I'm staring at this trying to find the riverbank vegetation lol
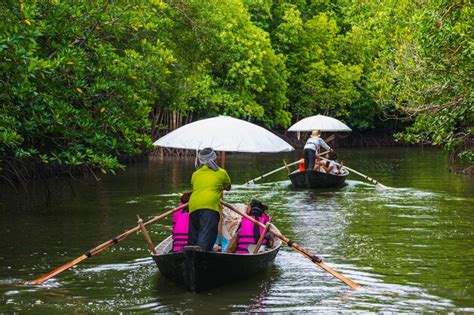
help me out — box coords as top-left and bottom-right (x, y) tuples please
(1, 0), (472, 184)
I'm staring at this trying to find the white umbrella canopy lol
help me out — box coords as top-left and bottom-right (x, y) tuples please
(288, 114), (352, 132)
(153, 115), (294, 153)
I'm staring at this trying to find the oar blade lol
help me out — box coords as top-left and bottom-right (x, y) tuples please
(30, 203), (188, 285)
(317, 261), (360, 289)
(221, 201), (360, 289)
(31, 254), (88, 285)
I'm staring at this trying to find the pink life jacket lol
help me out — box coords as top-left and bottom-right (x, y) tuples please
(235, 213), (270, 254)
(172, 203), (186, 228)
(172, 203), (189, 252)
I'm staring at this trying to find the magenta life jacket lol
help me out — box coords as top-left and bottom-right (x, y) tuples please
(235, 212), (271, 254)
(172, 203), (186, 228)
(172, 203), (189, 252)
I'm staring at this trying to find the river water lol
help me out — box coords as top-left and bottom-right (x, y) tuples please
(1, 148), (473, 313)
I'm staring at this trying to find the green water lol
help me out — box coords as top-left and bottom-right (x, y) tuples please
(1, 148), (473, 313)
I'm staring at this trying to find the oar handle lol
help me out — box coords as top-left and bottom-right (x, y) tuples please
(220, 201), (360, 289)
(31, 202), (188, 285)
(316, 150), (330, 157)
(245, 159), (303, 185)
(244, 150), (332, 185)
(244, 151), (329, 185)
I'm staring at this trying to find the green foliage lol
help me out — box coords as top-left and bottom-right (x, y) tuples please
(0, 0), (169, 174)
(1, 0), (471, 182)
(347, 0), (473, 159)
(272, 5), (362, 125)
(165, 0), (290, 126)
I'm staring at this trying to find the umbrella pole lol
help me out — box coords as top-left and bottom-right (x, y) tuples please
(217, 151), (228, 252)
(217, 192), (223, 252)
(220, 151), (226, 168)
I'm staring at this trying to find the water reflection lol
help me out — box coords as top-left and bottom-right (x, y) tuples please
(147, 265), (281, 313)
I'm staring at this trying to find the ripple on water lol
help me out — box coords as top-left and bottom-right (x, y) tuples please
(2, 149), (472, 313)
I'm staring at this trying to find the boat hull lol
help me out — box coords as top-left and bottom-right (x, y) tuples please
(152, 237), (280, 292)
(289, 170), (348, 188)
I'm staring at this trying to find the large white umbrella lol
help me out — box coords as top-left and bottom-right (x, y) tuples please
(288, 114), (351, 132)
(153, 115), (294, 153)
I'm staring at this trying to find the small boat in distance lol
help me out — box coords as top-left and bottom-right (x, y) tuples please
(289, 169), (349, 188)
(286, 113), (351, 189)
(152, 225), (282, 292)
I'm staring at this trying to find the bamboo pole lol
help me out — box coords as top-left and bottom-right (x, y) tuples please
(220, 151), (226, 168)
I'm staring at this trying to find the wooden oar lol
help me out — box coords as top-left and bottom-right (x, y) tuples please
(253, 222), (271, 254)
(319, 156), (389, 189)
(31, 203), (188, 285)
(137, 214), (158, 255)
(244, 150), (330, 186)
(221, 201), (360, 289)
(244, 159), (302, 186)
(226, 226), (240, 253)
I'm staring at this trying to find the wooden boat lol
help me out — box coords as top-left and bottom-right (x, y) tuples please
(152, 226), (282, 292)
(288, 169), (349, 188)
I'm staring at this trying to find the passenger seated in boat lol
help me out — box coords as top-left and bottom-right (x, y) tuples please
(314, 159), (325, 172)
(317, 152), (341, 175)
(313, 152), (328, 172)
(171, 192), (192, 252)
(232, 200), (273, 254)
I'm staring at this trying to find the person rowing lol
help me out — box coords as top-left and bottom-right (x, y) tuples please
(187, 148), (231, 252)
(303, 130), (332, 171)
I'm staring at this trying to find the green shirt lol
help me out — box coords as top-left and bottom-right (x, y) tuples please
(189, 165), (231, 213)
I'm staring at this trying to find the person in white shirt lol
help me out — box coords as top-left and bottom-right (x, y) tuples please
(303, 130), (331, 171)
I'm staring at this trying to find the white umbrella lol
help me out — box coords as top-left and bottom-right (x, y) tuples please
(288, 114), (351, 132)
(153, 115), (294, 153)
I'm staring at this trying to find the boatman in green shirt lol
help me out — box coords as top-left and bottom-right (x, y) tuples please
(188, 148), (231, 251)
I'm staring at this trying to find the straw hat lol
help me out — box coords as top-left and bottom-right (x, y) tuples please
(311, 130), (321, 137)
